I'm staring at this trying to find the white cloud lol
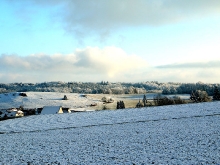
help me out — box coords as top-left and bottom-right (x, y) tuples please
(1, 48), (220, 83)
(74, 47), (147, 77)
(0, 47), (147, 83)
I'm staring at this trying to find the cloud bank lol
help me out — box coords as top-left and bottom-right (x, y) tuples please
(152, 61), (220, 83)
(157, 61), (220, 69)
(0, 47), (147, 83)
(1, 47), (220, 83)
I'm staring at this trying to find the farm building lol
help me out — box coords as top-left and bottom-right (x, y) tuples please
(41, 106), (63, 115)
(0, 109), (24, 119)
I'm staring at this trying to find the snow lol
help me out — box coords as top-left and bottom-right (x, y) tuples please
(0, 100), (219, 164)
(0, 92), (97, 110)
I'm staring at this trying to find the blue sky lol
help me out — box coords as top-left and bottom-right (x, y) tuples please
(0, 0), (220, 83)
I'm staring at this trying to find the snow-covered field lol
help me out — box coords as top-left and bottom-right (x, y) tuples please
(0, 92), (98, 110)
(0, 101), (220, 164)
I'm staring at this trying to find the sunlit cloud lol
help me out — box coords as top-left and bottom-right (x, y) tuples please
(0, 47), (147, 83)
(1, 48), (220, 83)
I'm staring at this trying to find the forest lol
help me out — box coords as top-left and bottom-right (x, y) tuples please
(0, 81), (219, 95)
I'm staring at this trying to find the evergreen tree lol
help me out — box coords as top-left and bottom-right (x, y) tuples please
(213, 86), (220, 100)
(63, 95), (68, 100)
(142, 94), (147, 107)
(116, 101), (125, 109)
(136, 100), (143, 108)
(121, 101), (125, 109)
(116, 101), (120, 109)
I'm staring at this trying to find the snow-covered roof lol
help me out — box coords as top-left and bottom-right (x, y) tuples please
(41, 106), (62, 115)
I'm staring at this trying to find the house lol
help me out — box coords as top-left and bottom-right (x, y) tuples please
(6, 109), (24, 118)
(15, 110), (24, 117)
(0, 109), (24, 119)
(41, 106), (63, 115)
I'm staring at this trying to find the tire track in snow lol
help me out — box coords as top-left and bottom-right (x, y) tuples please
(1, 113), (219, 134)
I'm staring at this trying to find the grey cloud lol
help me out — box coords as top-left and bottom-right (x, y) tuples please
(156, 61), (220, 69)
(42, 0), (220, 25)
(9, 0), (220, 37)
(0, 54), (75, 71)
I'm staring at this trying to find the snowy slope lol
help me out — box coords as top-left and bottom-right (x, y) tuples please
(0, 102), (220, 164)
(0, 92), (97, 109)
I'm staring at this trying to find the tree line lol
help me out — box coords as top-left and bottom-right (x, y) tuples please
(0, 81), (219, 96)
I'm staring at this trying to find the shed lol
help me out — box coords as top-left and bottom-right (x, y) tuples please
(70, 108), (86, 112)
(41, 106), (63, 115)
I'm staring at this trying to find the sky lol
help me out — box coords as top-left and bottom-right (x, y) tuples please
(0, 0), (220, 83)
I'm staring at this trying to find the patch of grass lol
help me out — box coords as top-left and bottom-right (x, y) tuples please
(88, 94), (191, 110)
